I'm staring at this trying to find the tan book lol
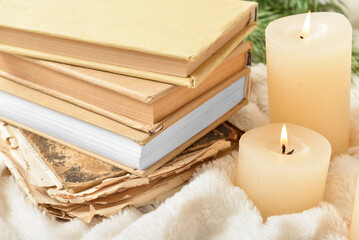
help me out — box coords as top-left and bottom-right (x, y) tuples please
(0, 42), (252, 127)
(0, 69), (250, 172)
(0, 121), (242, 222)
(0, 0), (257, 86)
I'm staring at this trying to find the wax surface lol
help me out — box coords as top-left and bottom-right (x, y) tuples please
(235, 123), (331, 219)
(266, 12), (352, 156)
(351, 177), (359, 239)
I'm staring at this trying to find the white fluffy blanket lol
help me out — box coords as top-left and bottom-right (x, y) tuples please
(1, 64), (358, 240)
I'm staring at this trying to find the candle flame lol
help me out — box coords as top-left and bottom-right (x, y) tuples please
(300, 10), (311, 39)
(280, 124), (288, 147)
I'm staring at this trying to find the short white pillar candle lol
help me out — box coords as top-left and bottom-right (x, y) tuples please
(235, 123), (331, 218)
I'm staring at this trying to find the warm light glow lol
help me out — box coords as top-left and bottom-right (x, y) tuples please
(280, 124), (288, 146)
(301, 10), (311, 38)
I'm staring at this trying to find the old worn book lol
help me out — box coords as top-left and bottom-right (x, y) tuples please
(0, 42), (252, 126)
(0, 0), (257, 86)
(0, 121), (242, 222)
(0, 69), (250, 171)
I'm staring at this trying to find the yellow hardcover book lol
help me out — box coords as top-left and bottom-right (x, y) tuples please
(0, 0), (257, 87)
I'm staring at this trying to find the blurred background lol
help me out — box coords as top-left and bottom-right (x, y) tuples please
(345, 0), (359, 44)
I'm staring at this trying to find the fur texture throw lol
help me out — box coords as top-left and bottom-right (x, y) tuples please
(0, 64), (358, 240)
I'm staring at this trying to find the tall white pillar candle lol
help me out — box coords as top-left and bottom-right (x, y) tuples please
(235, 123), (331, 219)
(266, 12), (352, 156)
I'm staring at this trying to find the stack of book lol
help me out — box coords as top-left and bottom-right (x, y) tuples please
(0, 0), (258, 222)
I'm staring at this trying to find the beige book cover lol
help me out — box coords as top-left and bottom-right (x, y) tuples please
(0, 42), (252, 128)
(0, 0), (257, 86)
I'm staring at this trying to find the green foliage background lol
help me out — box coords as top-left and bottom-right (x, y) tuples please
(246, 0), (359, 76)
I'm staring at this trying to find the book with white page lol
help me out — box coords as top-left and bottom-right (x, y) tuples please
(0, 73), (249, 171)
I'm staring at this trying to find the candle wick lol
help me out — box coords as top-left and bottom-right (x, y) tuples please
(300, 36), (304, 39)
(282, 144), (286, 154)
(286, 149), (295, 155)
